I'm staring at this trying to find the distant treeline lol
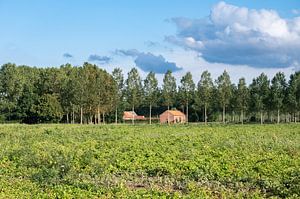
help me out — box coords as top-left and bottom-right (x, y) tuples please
(0, 62), (299, 124)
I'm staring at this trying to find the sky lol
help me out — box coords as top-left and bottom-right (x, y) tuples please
(1, 0), (300, 83)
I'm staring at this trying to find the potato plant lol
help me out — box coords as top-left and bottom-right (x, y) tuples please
(0, 124), (299, 198)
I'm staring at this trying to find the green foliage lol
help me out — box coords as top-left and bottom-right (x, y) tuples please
(250, 73), (270, 113)
(32, 94), (63, 123)
(0, 62), (300, 124)
(0, 124), (299, 198)
(236, 78), (249, 111)
(197, 71), (214, 108)
(112, 68), (125, 122)
(287, 72), (300, 114)
(270, 72), (286, 111)
(196, 71), (214, 122)
(178, 72), (195, 121)
(0, 63), (26, 120)
(0, 63), (117, 124)
(112, 67), (125, 107)
(144, 71), (159, 107)
(125, 68), (143, 110)
(178, 72), (195, 106)
(216, 70), (232, 123)
(162, 70), (177, 109)
(216, 70), (232, 109)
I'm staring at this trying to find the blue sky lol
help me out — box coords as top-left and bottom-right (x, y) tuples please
(1, 0), (300, 82)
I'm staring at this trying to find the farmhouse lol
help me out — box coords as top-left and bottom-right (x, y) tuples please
(160, 110), (186, 124)
(123, 111), (145, 121)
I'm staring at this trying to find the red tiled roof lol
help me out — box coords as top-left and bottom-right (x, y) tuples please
(163, 110), (185, 116)
(123, 111), (145, 120)
(123, 111), (136, 118)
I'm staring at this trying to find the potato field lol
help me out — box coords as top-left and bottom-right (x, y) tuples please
(0, 124), (299, 198)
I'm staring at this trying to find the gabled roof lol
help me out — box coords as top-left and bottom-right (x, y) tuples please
(123, 111), (145, 120)
(123, 111), (137, 118)
(162, 110), (185, 116)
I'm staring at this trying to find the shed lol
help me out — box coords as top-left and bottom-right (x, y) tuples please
(123, 111), (145, 121)
(160, 110), (186, 124)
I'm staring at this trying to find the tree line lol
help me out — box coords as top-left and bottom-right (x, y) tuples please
(0, 62), (299, 124)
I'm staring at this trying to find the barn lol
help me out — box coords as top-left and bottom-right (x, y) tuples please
(159, 110), (186, 124)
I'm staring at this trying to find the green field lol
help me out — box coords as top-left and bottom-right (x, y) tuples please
(0, 124), (299, 198)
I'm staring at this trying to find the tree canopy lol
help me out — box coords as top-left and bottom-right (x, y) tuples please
(0, 62), (299, 124)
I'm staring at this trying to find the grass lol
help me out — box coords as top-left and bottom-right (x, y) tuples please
(0, 124), (299, 198)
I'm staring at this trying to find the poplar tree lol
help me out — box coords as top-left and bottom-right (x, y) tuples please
(0, 63), (25, 121)
(60, 64), (76, 124)
(250, 73), (270, 124)
(287, 72), (300, 122)
(270, 72), (286, 124)
(125, 68), (143, 124)
(112, 68), (124, 124)
(100, 71), (117, 124)
(162, 70), (177, 123)
(178, 72), (195, 123)
(197, 71), (214, 124)
(236, 78), (249, 124)
(144, 71), (159, 124)
(216, 70), (232, 124)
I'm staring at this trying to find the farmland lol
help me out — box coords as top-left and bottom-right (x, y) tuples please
(0, 124), (299, 198)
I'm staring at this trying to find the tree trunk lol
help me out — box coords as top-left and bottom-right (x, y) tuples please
(8, 107), (10, 121)
(80, 107), (83, 124)
(70, 111), (73, 124)
(284, 114), (287, 123)
(204, 104), (207, 125)
(115, 107), (118, 124)
(66, 113), (69, 124)
(260, 111), (263, 125)
(277, 109), (280, 124)
(89, 115), (93, 124)
(132, 105), (135, 125)
(149, 104), (152, 125)
(270, 114), (273, 123)
(102, 112), (105, 124)
(72, 109), (75, 124)
(167, 105), (170, 125)
(241, 110), (244, 125)
(186, 102), (189, 123)
(97, 107), (100, 124)
(222, 105), (225, 124)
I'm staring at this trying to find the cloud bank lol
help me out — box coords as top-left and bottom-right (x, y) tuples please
(63, 53), (73, 58)
(88, 54), (111, 63)
(115, 49), (182, 73)
(167, 1), (300, 69)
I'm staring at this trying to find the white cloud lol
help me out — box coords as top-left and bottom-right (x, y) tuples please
(167, 1), (300, 70)
(162, 48), (293, 85)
